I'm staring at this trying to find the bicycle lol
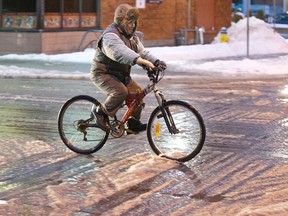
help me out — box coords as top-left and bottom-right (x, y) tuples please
(57, 67), (206, 162)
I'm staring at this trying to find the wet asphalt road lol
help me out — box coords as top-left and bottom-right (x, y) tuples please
(0, 73), (288, 215)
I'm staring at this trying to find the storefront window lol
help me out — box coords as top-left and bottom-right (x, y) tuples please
(0, 0), (98, 30)
(63, 0), (80, 28)
(1, 0), (37, 29)
(81, 0), (97, 28)
(64, 0), (79, 13)
(2, 0), (36, 13)
(44, 0), (61, 28)
(45, 0), (61, 13)
(82, 0), (96, 13)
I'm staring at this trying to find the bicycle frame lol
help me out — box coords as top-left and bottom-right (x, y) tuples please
(58, 66), (205, 161)
(117, 69), (178, 134)
(119, 76), (156, 127)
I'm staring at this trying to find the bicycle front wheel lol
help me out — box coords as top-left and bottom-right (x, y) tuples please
(147, 100), (206, 162)
(57, 95), (109, 154)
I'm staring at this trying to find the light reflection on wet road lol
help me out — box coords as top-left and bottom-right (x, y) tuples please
(0, 74), (288, 215)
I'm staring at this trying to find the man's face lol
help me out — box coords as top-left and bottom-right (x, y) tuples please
(123, 19), (136, 35)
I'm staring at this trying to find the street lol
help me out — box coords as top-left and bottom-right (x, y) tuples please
(0, 72), (288, 215)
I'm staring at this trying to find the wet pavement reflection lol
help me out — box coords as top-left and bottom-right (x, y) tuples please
(0, 74), (288, 215)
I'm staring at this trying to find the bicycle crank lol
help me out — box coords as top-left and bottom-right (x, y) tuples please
(110, 120), (125, 138)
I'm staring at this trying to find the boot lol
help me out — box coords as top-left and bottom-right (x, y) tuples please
(126, 117), (147, 134)
(91, 105), (110, 132)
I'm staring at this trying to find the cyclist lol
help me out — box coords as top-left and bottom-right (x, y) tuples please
(90, 3), (166, 133)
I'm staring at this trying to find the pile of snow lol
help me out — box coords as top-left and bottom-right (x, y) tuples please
(213, 17), (288, 55)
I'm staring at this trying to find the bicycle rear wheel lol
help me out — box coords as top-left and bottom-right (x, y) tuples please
(57, 95), (109, 154)
(147, 100), (206, 162)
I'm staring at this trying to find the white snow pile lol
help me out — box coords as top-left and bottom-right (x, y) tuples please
(213, 16), (288, 55)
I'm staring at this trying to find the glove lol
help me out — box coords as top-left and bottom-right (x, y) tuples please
(154, 60), (167, 70)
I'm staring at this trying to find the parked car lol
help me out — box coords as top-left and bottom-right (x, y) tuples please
(275, 13), (288, 24)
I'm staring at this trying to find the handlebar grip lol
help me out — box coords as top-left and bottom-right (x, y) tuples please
(147, 66), (164, 74)
(147, 66), (165, 83)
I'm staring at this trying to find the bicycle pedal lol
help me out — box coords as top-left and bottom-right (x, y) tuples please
(126, 129), (139, 135)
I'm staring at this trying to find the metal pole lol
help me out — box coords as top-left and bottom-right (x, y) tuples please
(36, 0), (44, 30)
(246, 0), (250, 58)
(61, 0), (64, 29)
(0, 0), (2, 28)
(79, 0), (82, 28)
(273, 0), (276, 30)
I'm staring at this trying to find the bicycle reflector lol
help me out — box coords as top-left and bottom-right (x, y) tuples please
(155, 122), (161, 137)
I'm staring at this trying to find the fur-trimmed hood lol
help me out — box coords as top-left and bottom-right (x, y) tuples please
(114, 4), (140, 35)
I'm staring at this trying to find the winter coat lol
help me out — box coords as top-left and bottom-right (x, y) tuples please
(90, 23), (158, 83)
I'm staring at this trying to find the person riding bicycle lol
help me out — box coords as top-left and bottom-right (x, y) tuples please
(90, 4), (166, 133)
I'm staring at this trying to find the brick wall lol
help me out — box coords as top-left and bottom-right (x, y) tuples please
(100, 0), (231, 46)
(100, 0), (196, 46)
(0, 32), (41, 54)
(41, 31), (102, 54)
(0, 31), (102, 54)
(214, 0), (232, 30)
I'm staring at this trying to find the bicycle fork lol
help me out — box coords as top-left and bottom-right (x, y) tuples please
(154, 90), (179, 134)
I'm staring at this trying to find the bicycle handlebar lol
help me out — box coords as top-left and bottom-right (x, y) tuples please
(147, 66), (165, 83)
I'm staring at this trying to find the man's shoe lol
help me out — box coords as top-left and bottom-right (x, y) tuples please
(91, 105), (110, 132)
(126, 117), (147, 134)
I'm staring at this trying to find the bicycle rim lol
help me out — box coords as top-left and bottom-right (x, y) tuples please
(58, 95), (109, 154)
(147, 100), (205, 162)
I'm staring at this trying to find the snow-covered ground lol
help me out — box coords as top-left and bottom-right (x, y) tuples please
(0, 17), (288, 78)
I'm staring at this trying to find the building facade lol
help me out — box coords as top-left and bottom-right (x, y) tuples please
(0, 0), (231, 54)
